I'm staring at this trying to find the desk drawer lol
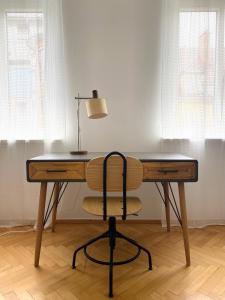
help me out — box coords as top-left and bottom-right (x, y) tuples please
(143, 162), (197, 181)
(28, 162), (85, 181)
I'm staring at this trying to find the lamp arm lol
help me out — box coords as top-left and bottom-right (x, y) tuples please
(75, 97), (91, 100)
(75, 90), (98, 100)
(77, 96), (80, 152)
(75, 96), (90, 152)
(75, 90), (96, 153)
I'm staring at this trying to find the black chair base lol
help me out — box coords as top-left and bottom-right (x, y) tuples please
(72, 216), (152, 298)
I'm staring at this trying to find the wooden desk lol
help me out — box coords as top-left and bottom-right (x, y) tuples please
(26, 152), (198, 268)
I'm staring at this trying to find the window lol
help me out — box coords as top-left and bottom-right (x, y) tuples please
(178, 11), (218, 137)
(161, 2), (225, 139)
(6, 12), (45, 139)
(179, 12), (217, 101)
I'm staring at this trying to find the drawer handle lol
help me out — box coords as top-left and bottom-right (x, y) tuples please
(46, 169), (67, 173)
(158, 169), (178, 174)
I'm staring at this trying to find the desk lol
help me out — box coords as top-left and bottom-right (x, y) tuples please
(26, 152), (198, 267)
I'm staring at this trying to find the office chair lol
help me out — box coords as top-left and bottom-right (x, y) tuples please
(72, 151), (152, 297)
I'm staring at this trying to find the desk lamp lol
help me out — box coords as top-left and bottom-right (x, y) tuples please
(70, 90), (108, 155)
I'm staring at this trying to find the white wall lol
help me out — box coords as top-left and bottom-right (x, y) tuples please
(63, 0), (162, 152)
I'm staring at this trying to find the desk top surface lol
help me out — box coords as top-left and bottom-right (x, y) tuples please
(28, 152), (197, 163)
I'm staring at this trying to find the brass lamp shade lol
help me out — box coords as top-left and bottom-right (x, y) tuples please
(85, 98), (108, 119)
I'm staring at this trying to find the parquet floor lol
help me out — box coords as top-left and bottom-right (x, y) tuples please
(1, 223), (225, 299)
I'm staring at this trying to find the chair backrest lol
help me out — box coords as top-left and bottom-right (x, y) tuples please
(86, 155), (143, 192)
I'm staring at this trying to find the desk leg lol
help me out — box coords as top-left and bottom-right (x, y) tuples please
(162, 182), (170, 232)
(34, 182), (47, 267)
(178, 182), (190, 267)
(52, 183), (60, 232)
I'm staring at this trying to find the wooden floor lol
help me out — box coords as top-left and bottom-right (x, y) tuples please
(1, 223), (225, 299)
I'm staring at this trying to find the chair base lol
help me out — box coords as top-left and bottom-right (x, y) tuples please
(72, 217), (152, 298)
(83, 234), (142, 266)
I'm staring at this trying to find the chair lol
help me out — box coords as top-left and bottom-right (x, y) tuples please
(72, 151), (152, 297)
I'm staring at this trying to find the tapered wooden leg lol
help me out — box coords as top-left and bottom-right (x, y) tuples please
(34, 182), (47, 267)
(52, 183), (60, 232)
(178, 182), (190, 267)
(163, 182), (170, 232)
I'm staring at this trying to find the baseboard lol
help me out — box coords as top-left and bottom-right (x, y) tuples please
(0, 220), (35, 228)
(56, 219), (161, 224)
(161, 219), (225, 228)
(2, 218), (225, 228)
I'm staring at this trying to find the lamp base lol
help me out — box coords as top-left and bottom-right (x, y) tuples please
(70, 150), (88, 155)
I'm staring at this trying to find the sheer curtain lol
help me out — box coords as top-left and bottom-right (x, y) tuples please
(161, 0), (225, 227)
(161, 0), (225, 140)
(0, 0), (68, 226)
(0, 0), (66, 141)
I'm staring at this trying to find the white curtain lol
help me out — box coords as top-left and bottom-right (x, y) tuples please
(0, 0), (66, 141)
(0, 0), (69, 226)
(161, 0), (225, 140)
(161, 0), (225, 227)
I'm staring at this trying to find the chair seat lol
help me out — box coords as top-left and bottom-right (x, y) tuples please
(83, 196), (142, 217)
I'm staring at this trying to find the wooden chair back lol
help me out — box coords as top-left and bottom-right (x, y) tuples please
(86, 156), (143, 192)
